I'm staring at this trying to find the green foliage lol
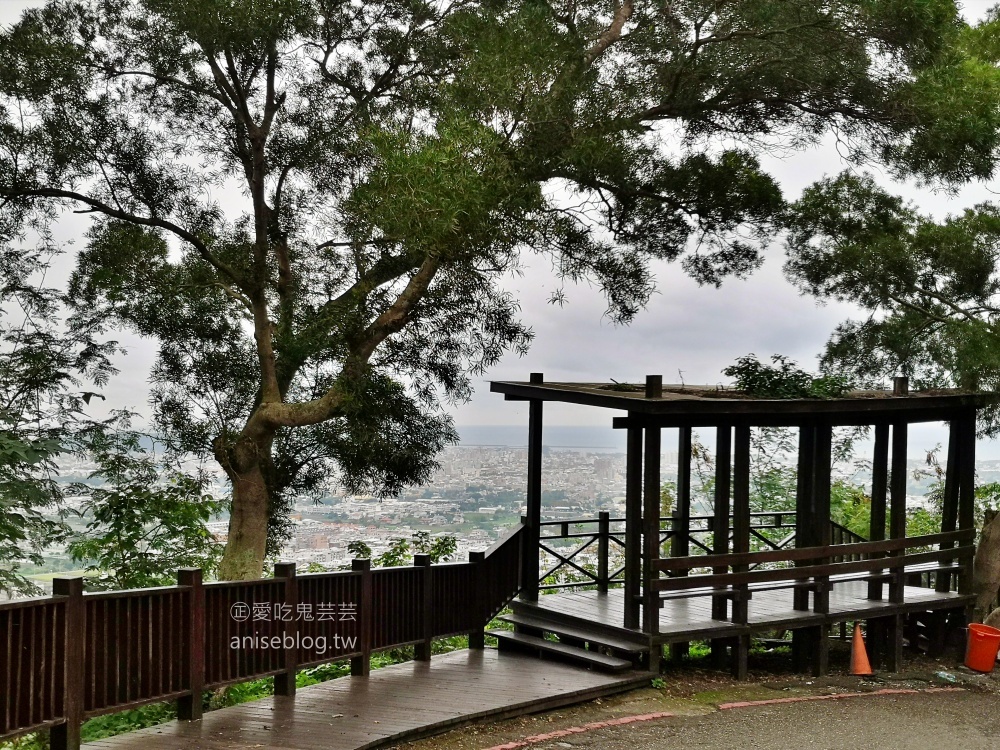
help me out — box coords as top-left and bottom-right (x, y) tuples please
(784, 171), (1000, 431)
(723, 354), (853, 399)
(67, 429), (223, 590)
(412, 530), (458, 563)
(345, 530), (457, 568)
(0, 424), (66, 597)
(0, 245), (118, 597)
(1, 0), (992, 576)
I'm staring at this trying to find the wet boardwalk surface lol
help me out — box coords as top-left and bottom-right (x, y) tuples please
(86, 649), (648, 750)
(522, 583), (971, 641)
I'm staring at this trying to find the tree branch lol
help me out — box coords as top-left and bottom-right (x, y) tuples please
(2, 186), (247, 289)
(582, 1), (635, 68)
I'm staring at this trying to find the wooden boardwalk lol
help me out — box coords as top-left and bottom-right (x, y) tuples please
(518, 583), (972, 643)
(86, 649), (647, 750)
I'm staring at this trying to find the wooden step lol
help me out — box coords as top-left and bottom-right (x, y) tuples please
(497, 613), (649, 654)
(509, 600), (648, 645)
(488, 630), (634, 673)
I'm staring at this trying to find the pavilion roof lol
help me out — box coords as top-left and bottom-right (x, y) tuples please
(490, 380), (1000, 423)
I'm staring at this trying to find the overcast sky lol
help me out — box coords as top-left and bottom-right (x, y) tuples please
(3, 1), (1000, 457)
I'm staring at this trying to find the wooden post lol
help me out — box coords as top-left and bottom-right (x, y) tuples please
(868, 423), (890, 600)
(792, 424), (816, 673)
(597, 511), (610, 594)
(711, 425), (732, 670)
(672, 427), (693, 561)
(624, 421), (643, 630)
(273, 562), (297, 696)
(351, 558), (372, 676)
(414, 554), (433, 661)
(879, 420), (909, 671)
(794, 424), (817, 610)
(176, 568), (204, 720)
(670, 426), (693, 661)
(645, 374), (663, 399)
(811, 424), (833, 677)
(51, 578), (84, 750)
(642, 419), (662, 672)
(937, 419), (961, 593)
(522, 372), (544, 602)
(731, 425), (752, 680)
(957, 409), (977, 598)
(711, 426), (732, 621)
(889, 421), (908, 605)
(469, 551), (486, 648)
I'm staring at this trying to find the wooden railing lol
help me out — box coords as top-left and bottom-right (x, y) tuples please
(651, 529), (975, 632)
(538, 513), (625, 591)
(538, 512), (869, 591)
(663, 511), (867, 554)
(0, 524), (523, 749)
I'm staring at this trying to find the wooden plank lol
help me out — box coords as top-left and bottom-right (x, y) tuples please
(656, 529), (973, 572)
(655, 545), (971, 592)
(89, 650), (647, 750)
(496, 613), (647, 654)
(490, 380), (998, 418)
(488, 630), (633, 672)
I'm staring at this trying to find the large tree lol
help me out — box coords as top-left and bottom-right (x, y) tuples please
(781, 12), (1000, 431)
(2, 0), (995, 579)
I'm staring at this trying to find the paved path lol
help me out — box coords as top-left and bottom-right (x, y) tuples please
(473, 691), (1000, 750)
(86, 650), (647, 750)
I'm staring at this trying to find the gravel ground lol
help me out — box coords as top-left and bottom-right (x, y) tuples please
(501, 692), (1000, 750)
(392, 644), (1000, 750)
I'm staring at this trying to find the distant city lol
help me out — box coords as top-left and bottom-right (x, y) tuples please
(22, 426), (1000, 593)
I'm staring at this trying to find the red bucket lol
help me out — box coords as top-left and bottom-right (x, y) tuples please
(964, 623), (1000, 672)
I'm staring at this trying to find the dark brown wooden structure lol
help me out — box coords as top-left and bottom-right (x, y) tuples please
(489, 375), (993, 679)
(0, 529), (524, 749)
(86, 650), (646, 750)
(2, 374), (996, 750)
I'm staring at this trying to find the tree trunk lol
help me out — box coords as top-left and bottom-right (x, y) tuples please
(218, 464), (270, 580)
(973, 510), (1000, 621)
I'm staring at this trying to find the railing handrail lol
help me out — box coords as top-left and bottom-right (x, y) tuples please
(1, 524), (529, 748)
(655, 529), (974, 574)
(653, 543), (973, 593)
(83, 584), (191, 599)
(0, 593), (60, 612)
(484, 520), (525, 557)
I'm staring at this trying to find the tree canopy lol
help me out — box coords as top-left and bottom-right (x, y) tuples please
(0, 244), (118, 595)
(785, 170), (1000, 431)
(2, 0), (996, 579)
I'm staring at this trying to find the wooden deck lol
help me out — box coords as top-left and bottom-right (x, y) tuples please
(85, 649), (647, 750)
(516, 583), (973, 644)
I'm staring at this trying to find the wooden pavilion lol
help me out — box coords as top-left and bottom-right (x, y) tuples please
(489, 374), (995, 679)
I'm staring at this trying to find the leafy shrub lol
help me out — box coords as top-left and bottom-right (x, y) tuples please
(723, 354), (852, 399)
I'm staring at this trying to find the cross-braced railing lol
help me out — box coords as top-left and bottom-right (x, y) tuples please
(538, 512), (625, 591)
(539, 512), (871, 591)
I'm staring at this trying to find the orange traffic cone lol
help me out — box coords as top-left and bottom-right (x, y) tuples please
(850, 622), (873, 676)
